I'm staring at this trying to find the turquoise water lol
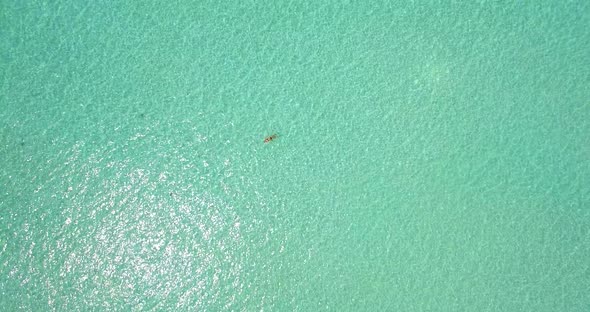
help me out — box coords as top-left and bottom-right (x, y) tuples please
(1, 1), (589, 310)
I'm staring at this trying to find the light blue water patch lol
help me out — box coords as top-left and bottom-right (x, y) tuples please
(1, 1), (589, 311)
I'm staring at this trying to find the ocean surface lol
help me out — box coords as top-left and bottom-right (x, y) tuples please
(1, 1), (589, 311)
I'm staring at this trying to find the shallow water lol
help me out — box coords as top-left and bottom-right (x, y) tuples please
(1, 1), (589, 311)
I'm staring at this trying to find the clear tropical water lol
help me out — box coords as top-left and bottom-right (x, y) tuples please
(1, 1), (589, 311)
